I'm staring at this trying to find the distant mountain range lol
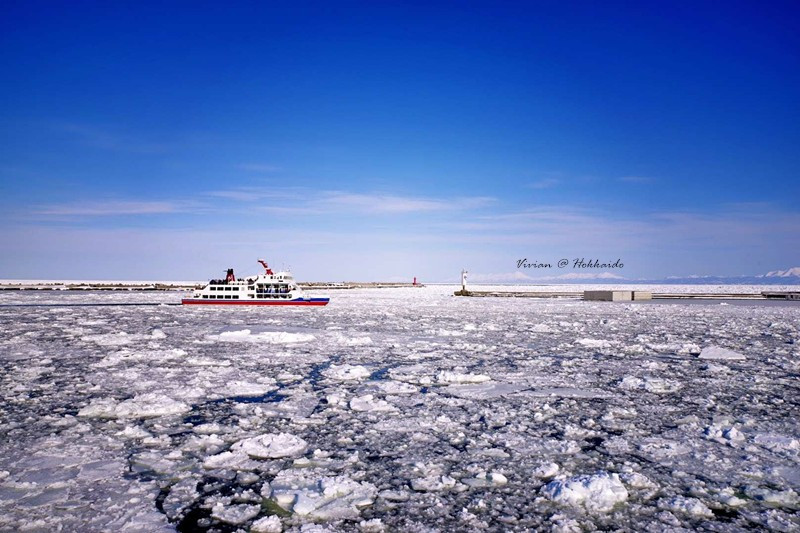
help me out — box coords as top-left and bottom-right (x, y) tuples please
(469, 267), (800, 285)
(658, 267), (800, 285)
(764, 267), (800, 278)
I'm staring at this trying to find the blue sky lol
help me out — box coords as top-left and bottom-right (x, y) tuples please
(1, 1), (798, 281)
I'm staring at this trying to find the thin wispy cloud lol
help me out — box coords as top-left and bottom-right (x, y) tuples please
(220, 189), (498, 215)
(527, 178), (561, 189)
(206, 186), (306, 202)
(35, 201), (182, 217)
(31, 188), (495, 220)
(31, 199), (214, 218)
(236, 163), (281, 173)
(53, 123), (170, 154)
(618, 175), (656, 184)
(317, 192), (494, 214)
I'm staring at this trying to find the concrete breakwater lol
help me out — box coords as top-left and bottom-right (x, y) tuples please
(453, 289), (800, 301)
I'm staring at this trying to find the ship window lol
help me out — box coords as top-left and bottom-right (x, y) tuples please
(203, 295), (208, 299)
(233, 295), (239, 299)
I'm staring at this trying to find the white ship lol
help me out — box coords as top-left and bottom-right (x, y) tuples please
(181, 260), (329, 306)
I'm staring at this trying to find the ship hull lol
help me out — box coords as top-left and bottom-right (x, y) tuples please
(181, 298), (329, 306)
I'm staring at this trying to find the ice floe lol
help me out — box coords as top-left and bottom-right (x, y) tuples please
(209, 329), (315, 343)
(435, 370), (491, 384)
(349, 394), (398, 413)
(324, 364), (371, 381)
(658, 495), (714, 517)
(251, 514), (283, 532)
(210, 502), (261, 525)
(230, 433), (308, 459)
(698, 345), (746, 360)
(78, 393), (190, 419)
(541, 472), (628, 512)
(269, 468), (377, 519)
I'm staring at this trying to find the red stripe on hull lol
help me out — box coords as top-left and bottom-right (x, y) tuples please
(181, 299), (328, 306)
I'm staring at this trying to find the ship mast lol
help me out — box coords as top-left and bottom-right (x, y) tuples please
(258, 259), (274, 275)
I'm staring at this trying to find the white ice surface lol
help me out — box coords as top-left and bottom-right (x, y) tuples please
(541, 472), (629, 512)
(699, 345), (746, 360)
(269, 468), (377, 519)
(1, 284), (799, 531)
(230, 433), (308, 459)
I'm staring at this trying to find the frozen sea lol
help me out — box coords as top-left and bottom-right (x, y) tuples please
(1, 285), (799, 532)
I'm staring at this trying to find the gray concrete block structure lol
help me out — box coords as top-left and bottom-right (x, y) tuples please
(583, 290), (633, 301)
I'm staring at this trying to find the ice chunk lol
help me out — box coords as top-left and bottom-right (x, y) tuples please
(360, 518), (385, 532)
(618, 376), (643, 390)
(541, 472), (628, 512)
(220, 380), (278, 398)
(716, 487), (747, 507)
(753, 434), (800, 452)
(575, 338), (612, 349)
(705, 424), (746, 445)
(324, 364), (371, 381)
(411, 475), (457, 492)
(269, 468), (377, 520)
(441, 382), (526, 400)
(462, 471), (508, 487)
(410, 463), (457, 492)
(618, 376), (680, 394)
(435, 370), (491, 384)
(349, 394), (397, 413)
(202, 450), (259, 471)
(210, 329), (315, 343)
(657, 496), (713, 517)
(620, 472), (657, 490)
(210, 503), (260, 525)
(78, 394), (190, 419)
(533, 462), (560, 479)
(82, 332), (136, 346)
(251, 515), (283, 533)
(335, 334), (373, 346)
(698, 346), (745, 360)
(371, 380), (418, 394)
(637, 438), (691, 461)
(231, 433), (308, 459)
(745, 486), (800, 507)
(162, 478), (200, 520)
